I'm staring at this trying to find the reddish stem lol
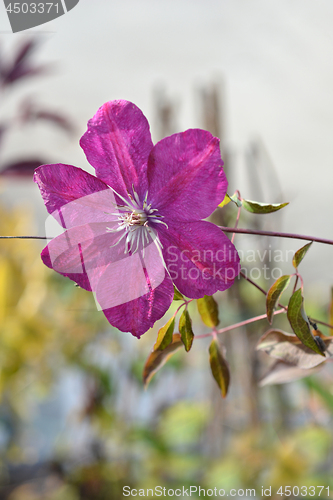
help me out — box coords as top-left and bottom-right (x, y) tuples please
(196, 309), (285, 339)
(219, 227), (333, 246)
(292, 274), (299, 294)
(231, 201), (242, 244)
(175, 298), (194, 317)
(2, 227), (333, 246)
(297, 272), (304, 293)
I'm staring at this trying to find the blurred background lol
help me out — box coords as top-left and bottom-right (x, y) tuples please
(0, 1), (333, 498)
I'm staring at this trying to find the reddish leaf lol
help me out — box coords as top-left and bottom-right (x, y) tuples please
(197, 295), (219, 327)
(12, 40), (37, 67)
(173, 286), (184, 301)
(241, 199), (289, 214)
(259, 360), (322, 386)
(292, 242), (312, 269)
(1, 40), (48, 86)
(209, 339), (230, 397)
(21, 105), (75, 135)
(179, 310), (194, 352)
(287, 289), (324, 356)
(143, 334), (183, 388)
(0, 159), (46, 177)
(266, 275), (291, 324)
(257, 329), (332, 369)
(153, 316), (175, 351)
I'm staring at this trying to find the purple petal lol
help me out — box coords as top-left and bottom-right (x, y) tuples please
(95, 233), (167, 311)
(158, 221), (240, 298)
(101, 272), (174, 338)
(80, 100), (153, 200)
(42, 243), (92, 291)
(147, 129), (227, 221)
(34, 164), (110, 227)
(41, 222), (126, 291)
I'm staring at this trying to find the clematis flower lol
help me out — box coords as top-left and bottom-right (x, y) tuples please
(34, 100), (240, 338)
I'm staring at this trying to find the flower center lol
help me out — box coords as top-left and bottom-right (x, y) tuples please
(106, 187), (167, 257)
(121, 209), (148, 228)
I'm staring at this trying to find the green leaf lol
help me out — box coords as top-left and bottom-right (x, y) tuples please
(173, 286), (184, 301)
(218, 193), (231, 208)
(179, 309), (194, 352)
(266, 275), (291, 324)
(287, 289), (325, 356)
(197, 295), (219, 327)
(143, 334), (183, 388)
(229, 192), (242, 207)
(219, 192), (242, 208)
(153, 316), (175, 351)
(292, 242), (313, 269)
(241, 199), (289, 214)
(209, 339), (230, 397)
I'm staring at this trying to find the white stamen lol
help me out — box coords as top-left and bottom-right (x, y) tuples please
(106, 186), (167, 258)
